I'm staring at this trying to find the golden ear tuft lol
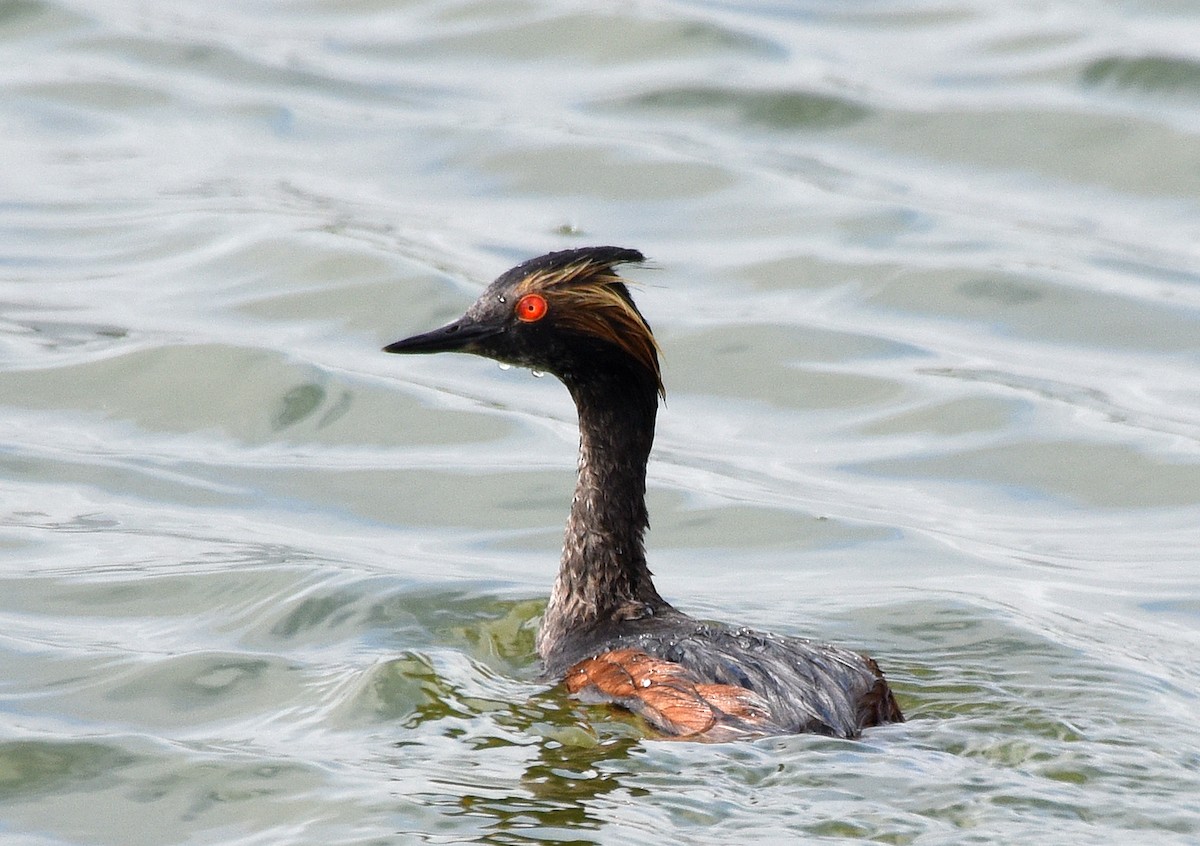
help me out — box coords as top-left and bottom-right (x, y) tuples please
(515, 257), (663, 399)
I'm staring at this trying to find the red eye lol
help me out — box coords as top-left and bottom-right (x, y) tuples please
(515, 293), (548, 322)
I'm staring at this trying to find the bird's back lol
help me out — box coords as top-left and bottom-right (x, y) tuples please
(553, 613), (903, 739)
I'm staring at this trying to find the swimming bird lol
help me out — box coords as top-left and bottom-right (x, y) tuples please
(384, 247), (903, 739)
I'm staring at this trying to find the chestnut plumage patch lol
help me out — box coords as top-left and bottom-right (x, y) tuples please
(565, 648), (774, 740)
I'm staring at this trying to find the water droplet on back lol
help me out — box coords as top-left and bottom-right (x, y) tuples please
(498, 362), (512, 371)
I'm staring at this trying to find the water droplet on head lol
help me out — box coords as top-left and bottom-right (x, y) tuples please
(497, 362), (512, 371)
(531, 369), (544, 378)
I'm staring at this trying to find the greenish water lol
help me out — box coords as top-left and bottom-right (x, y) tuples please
(3, 1), (1200, 844)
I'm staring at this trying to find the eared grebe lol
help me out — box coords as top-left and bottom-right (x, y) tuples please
(385, 247), (903, 740)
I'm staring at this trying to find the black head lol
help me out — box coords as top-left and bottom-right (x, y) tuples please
(384, 247), (663, 398)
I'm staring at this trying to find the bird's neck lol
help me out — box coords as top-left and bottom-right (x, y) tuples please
(537, 365), (668, 661)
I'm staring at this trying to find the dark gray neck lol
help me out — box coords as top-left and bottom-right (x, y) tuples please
(536, 365), (669, 662)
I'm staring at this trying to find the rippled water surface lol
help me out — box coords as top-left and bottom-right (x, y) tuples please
(3, 1), (1200, 843)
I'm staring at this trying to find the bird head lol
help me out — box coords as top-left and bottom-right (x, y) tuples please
(384, 247), (663, 399)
